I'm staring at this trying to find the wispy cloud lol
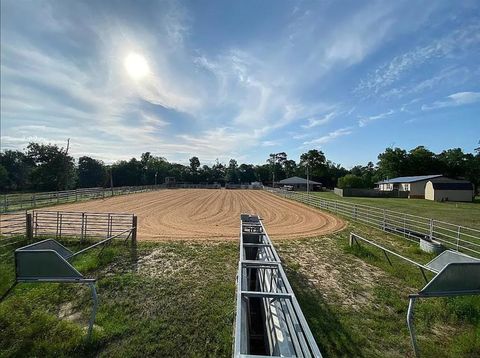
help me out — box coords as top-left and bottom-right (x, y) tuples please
(303, 127), (353, 146)
(358, 109), (394, 127)
(356, 23), (480, 96)
(301, 111), (336, 129)
(422, 91), (480, 110)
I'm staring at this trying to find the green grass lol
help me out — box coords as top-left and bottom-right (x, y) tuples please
(0, 239), (238, 357)
(1, 224), (479, 357)
(276, 222), (480, 357)
(312, 191), (480, 229)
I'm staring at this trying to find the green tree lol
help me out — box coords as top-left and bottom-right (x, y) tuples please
(299, 149), (327, 181)
(189, 156), (201, 183)
(225, 159), (239, 183)
(376, 147), (408, 179)
(26, 143), (75, 191)
(283, 159), (297, 178)
(238, 164), (256, 183)
(0, 150), (34, 191)
(0, 164), (9, 190)
(337, 174), (365, 189)
(78, 156), (106, 188)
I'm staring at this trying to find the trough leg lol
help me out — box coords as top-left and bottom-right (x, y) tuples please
(407, 296), (420, 358)
(0, 281), (18, 302)
(87, 282), (98, 340)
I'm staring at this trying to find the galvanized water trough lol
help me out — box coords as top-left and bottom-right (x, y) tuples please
(349, 233), (480, 357)
(234, 214), (322, 357)
(1, 225), (136, 339)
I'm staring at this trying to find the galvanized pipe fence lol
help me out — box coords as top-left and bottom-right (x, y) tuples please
(0, 210), (137, 249)
(0, 185), (164, 213)
(1, 183), (264, 213)
(265, 188), (480, 258)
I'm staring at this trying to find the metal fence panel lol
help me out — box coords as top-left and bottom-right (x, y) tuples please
(266, 188), (480, 258)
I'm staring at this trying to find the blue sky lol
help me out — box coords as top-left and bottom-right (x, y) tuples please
(1, 0), (479, 167)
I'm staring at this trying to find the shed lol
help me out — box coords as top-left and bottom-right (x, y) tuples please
(376, 175), (444, 198)
(278, 176), (322, 191)
(425, 180), (474, 202)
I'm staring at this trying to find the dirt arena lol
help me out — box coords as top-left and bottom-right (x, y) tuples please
(49, 189), (345, 240)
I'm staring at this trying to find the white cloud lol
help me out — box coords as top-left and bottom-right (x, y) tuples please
(301, 111), (336, 129)
(356, 23), (480, 95)
(358, 109), (394, 127)
(422, 91), (480, 110)
(303, 127), (353, 146)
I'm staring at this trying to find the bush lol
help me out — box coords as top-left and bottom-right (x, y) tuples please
(337, 174), (366, 189)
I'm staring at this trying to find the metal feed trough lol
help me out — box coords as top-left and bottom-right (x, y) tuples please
(349, 233), (480, 357)
(234, 214), (322, 357)
(1, 226), (136, 339)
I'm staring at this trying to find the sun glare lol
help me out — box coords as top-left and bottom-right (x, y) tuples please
(124, 53), (150, 80)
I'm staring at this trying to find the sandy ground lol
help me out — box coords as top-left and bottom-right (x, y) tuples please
(48, 189), (345, 241)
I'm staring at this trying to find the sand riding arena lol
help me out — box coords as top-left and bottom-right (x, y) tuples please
(50, 189), (345, 241)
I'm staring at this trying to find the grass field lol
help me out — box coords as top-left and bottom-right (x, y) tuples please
(313, 191), (480, 229)
(1, 190), (479, 357)
(2, 226), (479, 357)
(0, 240), (237, 357)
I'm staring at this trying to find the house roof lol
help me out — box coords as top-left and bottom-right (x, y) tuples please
(430, 182), (473, 191)
(279, 176), (322, 185)
(376, 175), (443, 184)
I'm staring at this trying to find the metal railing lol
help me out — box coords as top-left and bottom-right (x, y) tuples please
(32, 210), (136, 241)
(0, 185), (164, 213)
(266, 188), (480, 258)
(0, 212), (29, 248)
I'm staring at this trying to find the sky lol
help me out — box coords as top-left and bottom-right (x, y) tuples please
(1, 0), (479, 167)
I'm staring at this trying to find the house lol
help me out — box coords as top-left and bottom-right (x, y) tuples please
(376, 175), (444, 199)
(425, 180), (474, 202)
(278, 176), (322, 191)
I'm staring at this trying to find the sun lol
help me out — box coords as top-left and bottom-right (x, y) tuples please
(124, 53), (150, 80)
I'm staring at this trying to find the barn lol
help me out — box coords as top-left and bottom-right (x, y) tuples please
(376, 175), (444, 198)
(278, 176), (322, 191)
(425, 180), (474, 202)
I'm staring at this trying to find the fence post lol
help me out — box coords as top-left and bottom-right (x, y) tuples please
(382, 209), (386, 231)
(33, 194), (36, 208)
(3, 194), (6, 212)
(26, 213), (33, 242)
(457, 226), (461, 251)
(132, 215), (137, 244)
(81, 212), (85, 242)
(429, 219), (433, 240)
(75, 189), (78, 202)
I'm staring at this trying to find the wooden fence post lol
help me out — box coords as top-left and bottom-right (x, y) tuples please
(26, 213), (33, 242)
(132, 215), (138, 244)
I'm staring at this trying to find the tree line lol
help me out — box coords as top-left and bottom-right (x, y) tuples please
(0, 142), (479, 193)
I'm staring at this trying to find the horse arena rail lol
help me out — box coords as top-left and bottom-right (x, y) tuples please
(234, 214), (322, 357)
(0, 210), (137, 249)
(266, 188), (480, 258)
(0, 185), (163, 213)
(1, 183), (264, 213)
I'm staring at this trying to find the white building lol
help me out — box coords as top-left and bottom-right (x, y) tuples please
(376, 175), (444, 199)
(425, 180), (474, 202)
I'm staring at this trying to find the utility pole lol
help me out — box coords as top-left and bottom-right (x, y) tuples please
(306, 164), (310, 197)
(110, 168), (114, 196)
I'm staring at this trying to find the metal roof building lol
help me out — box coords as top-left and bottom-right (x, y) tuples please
(376, 175), (444, 198)
(376, 175), (443, 184)
(425, 180), (474, 202)
(278, 176), (322, 191)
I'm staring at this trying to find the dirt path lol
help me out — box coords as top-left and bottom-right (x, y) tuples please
(48, 189), (345, 241)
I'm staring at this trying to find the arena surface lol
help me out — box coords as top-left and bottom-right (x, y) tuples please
(50, 189), (345, 240)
